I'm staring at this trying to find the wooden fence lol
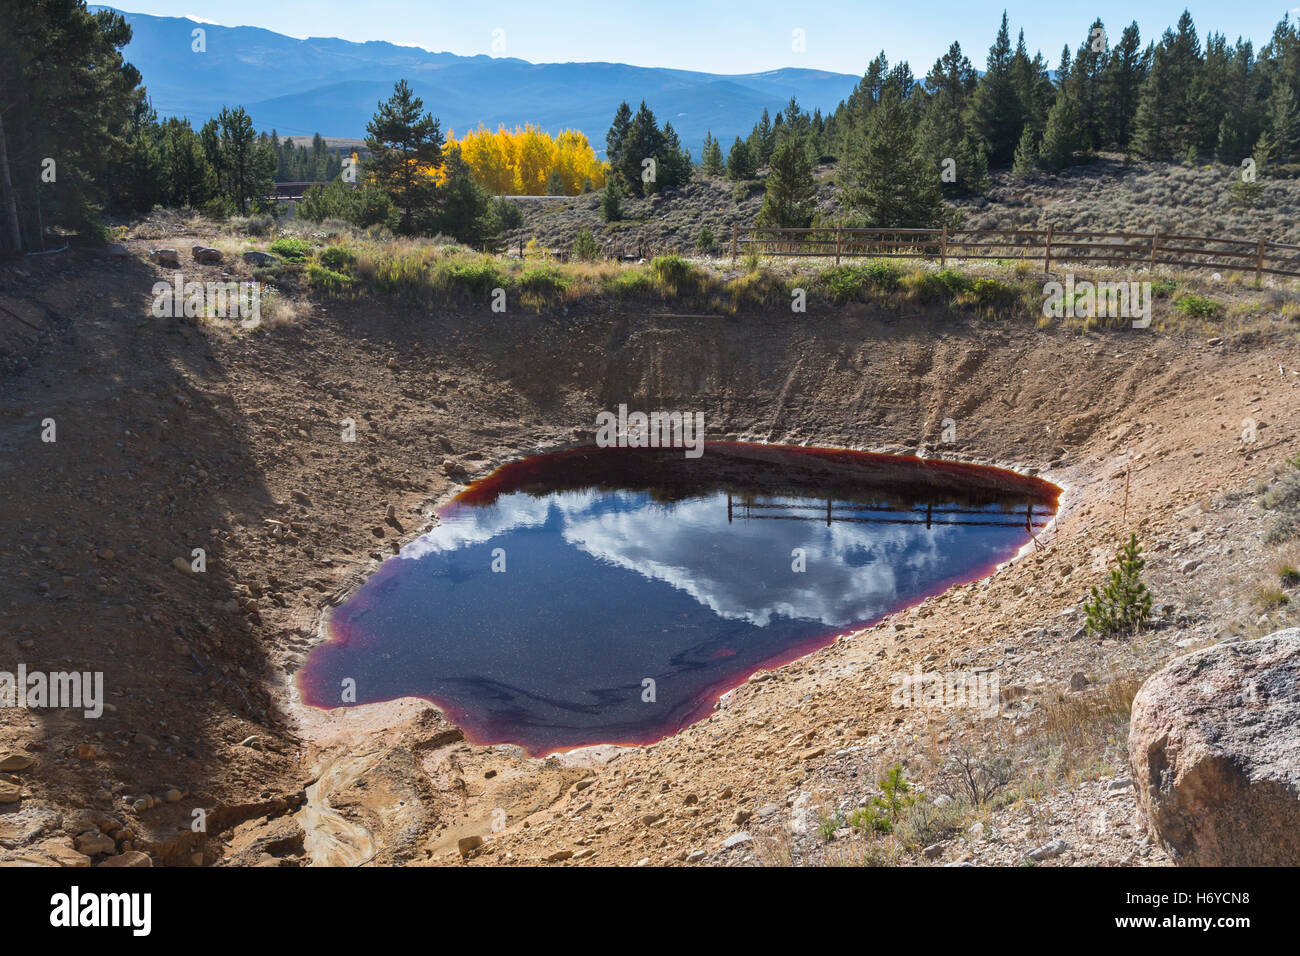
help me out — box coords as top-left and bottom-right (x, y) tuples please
(729, 224), (1300, 280)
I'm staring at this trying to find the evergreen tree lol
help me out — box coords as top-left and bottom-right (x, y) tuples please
(216, 106), (275, 214)
(433, 144), (499, 248)
(364, 79), (444, 234)
(1038, 90), (1077, 169)
(1084, 533), (1153, 636)
(757, 135), (816, 228)
(605, 101), (632, 179)
(0, 2), (148, 249)
(726, 136), (757, 180)
(1104, 22), (1146, 148)
(966, 12), (1024, 166)
(700, 132), (725, 175)
(1011, 125), (1039, 177)
(749, 108), (776, 165)
(601, 177), (622, 222)
(840, 87), (943, 227)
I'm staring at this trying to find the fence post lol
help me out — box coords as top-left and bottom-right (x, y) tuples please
(731, 222), (738, 262)
(1043, 222), (1053, 273)
(1256, 237), (1266, 285)
(1150, 231), (1160, 271)
(939, 224), (948, 269)
(835, 226), (842, 266)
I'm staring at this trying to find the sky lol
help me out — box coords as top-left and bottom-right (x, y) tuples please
(119, 1), (1292, 76)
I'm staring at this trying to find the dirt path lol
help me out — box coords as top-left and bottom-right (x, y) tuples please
(2, 240), (1297, 866)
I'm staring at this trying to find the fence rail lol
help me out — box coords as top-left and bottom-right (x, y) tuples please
(726, 495), (1053, 531)
(728, 224), (1300, 280)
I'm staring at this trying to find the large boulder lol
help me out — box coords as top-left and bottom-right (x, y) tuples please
(149, 248), (180, 268)
(1129, 629), (1300, 865)
(192, 244), (224, 264)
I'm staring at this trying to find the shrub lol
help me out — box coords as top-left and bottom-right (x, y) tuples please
(603, 267), (653, 297)
(518, 266), (569, 298)
(962, 276), (1021, 312)
(816, 260), (901, 302)
(648, 254), (706, 297)
(697, 225), (715, 253)
(318, 246), (356, 272)
(270, 237), (313, 262)
(1174, 293), (1221, 318)
(446, 260), (506, 294)
(306, 263), (353, 294)
(1084, 533), (1154, 636)
(571, 229), (600, 262)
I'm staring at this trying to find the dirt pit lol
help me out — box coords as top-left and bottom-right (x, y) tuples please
(1, 240), (1297, 867)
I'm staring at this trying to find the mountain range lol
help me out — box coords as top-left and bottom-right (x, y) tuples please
(97, 7), (864, 158)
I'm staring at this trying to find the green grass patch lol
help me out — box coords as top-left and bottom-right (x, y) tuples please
(270, 237), (313, 262)
(1174, 293), (1221, 318)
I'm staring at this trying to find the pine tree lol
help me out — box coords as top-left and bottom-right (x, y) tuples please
(1011, 125), (1038, 177)
(364, 79), (444, 234)
(1104, 22), (1146, 149)
(433, 144), (499, 248)
(840, 87), (943, 227)
(1084, 533), (1154, 636)
(1038, 90), (1076, 169)
(605, 101), (632, 177)
(700, 132), (725, 175)
(217, 106), (275, 214)
(726, 137), (757, 180)
(965, 12), (1025, 166)
(601, 177), (622, 222)
(757, 135), (816, 228)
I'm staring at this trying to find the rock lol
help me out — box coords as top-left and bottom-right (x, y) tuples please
(0, 780), (22, 803)
(457, 835), (483, 860)
(0, 754), (34, 771)
(98, 851), (152, 868)
(545, 849), (573, 862)
(74, 831), (117, 855)
(105, 243), (130, 257)
(1107, 777), (1133, 791)
(685, 849), (706, 863)
(0, 839), (91, 867)
(149, 248), (180, 267)
(722, 832), (752, 849)
(572, 848), (596, 860)
(1025, 838), (1070, 861)
(1129, 629), (1300, 866)
(242, 250), (276, 267)
(192, 245), (223, 264)
(641, 812), (664, 826)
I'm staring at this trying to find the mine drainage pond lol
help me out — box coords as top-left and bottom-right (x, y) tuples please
(299, 443), (1059, 756)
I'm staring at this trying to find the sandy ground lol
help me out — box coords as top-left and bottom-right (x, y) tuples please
(1, 238), (1297, 867)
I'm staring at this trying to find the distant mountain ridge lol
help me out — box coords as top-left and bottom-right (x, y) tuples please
(97, 7), (863, 157)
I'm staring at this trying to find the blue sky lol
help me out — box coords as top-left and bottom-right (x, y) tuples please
(123, 2), (1292, 75)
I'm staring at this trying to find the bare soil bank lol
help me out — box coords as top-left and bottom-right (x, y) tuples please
(1, 239), (1297, 866)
